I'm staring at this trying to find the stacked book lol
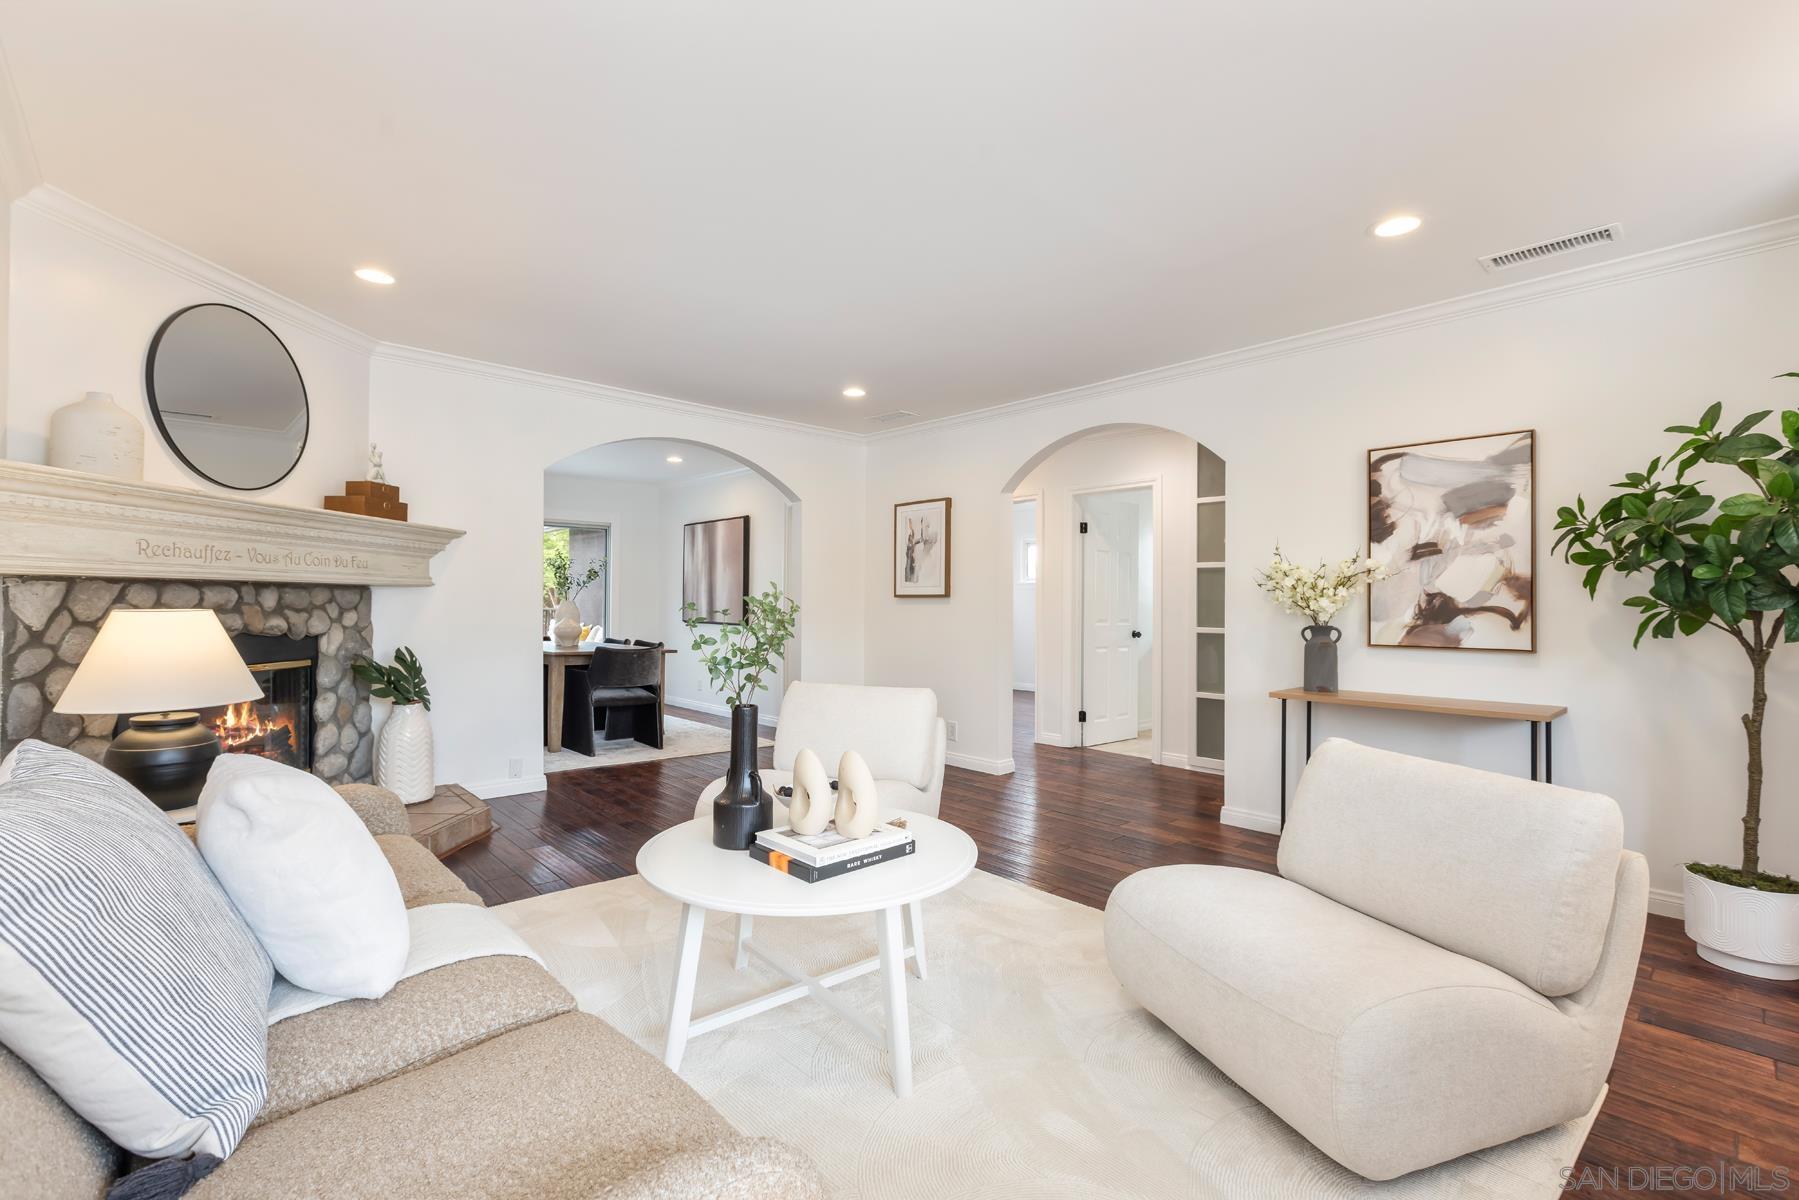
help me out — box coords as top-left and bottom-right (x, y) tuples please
(752, 821), (915, 883)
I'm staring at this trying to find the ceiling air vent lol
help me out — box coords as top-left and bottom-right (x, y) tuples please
(1478, 224), (1621, 273)
(869, 409), (919, 425)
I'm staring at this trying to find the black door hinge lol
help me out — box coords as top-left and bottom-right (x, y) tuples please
(1078, 709), (1087, 723)
(1079, 521), (1088, 533)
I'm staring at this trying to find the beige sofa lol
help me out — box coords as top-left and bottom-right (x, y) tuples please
(1104, 739), (1648, 1181)
(3, 784), (824, 1200)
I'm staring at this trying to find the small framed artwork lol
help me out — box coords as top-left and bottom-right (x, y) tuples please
(682, 514), (750, 623)
(1368, 429), (1535, 652)
(893, 497), (952, 598)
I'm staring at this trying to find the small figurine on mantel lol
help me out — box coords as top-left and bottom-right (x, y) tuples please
(324, 445), (407, 521)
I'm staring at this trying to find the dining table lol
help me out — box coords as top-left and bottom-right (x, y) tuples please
(542, 640), (677, 753)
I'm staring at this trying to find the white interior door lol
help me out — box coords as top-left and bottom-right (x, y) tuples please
(1081, 501), (1139, 746)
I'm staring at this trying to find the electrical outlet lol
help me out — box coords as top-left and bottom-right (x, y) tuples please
(507, 757), (523, 779)
(945, 720), (959, 743)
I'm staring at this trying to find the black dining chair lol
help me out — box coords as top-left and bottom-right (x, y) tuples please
(561, 643), (664, 754)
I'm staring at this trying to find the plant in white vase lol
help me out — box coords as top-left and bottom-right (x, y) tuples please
(543, 535), (606, 647)
(1255, 549), (1387, 693)
(353, 647), (435, 804)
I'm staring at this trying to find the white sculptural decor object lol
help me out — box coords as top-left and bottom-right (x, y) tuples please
(377, 702), (435, 804)
(368, 443), (386, 483)
(834, 750), (880, 838)
(549, 598), (582, 648)
(49, 392), (145, 480)
(787, 747), (834, 835)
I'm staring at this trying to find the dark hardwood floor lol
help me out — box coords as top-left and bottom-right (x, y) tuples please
(448, 692), (1798, 1193)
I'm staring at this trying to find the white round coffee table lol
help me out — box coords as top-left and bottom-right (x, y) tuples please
(636, 813), (977, 1097)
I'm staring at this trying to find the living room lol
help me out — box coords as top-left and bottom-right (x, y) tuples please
(0, 4), (1795, 1198)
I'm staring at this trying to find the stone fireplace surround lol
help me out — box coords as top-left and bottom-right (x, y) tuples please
(1, 577), (375, 785)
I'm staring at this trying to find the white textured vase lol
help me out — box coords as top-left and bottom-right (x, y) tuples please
(550, 598), (582, 648)
(1682, 869), (1799, 980)
(377, 703), (436, 804)
(49, 391), (144, 480)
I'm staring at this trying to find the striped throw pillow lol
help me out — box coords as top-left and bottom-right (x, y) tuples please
(0, 741), (273, 1159)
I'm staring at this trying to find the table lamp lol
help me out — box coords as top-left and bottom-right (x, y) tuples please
(54, 608), (263, 810)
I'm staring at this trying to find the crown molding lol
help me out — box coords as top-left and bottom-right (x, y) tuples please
(369, 342), (863, 443)
(15, 185), (379, 355)
(871, 211), (1799, 442)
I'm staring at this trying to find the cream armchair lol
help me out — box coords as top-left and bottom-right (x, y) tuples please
(1104, 738), (1648, 1181)
(694, 682), (947, 822)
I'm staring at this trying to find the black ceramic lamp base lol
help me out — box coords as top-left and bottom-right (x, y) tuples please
(103, 712), (221, 811)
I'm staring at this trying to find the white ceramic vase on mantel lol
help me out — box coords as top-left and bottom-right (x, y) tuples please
(377, 702), (435, 804)
(49, 391), (144, 480)
(550, 597), (582, 648)
(1682, 870), (1799, 980)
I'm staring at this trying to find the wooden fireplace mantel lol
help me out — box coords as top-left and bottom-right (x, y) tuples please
(0, 461), (463, 587)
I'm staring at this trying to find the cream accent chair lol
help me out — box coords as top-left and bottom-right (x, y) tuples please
(694, 682), (947, 822)
(1104, 738), (1648, 1181)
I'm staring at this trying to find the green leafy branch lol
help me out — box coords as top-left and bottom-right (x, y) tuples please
(681, 583), (798, 709)
(353, 646), (431, 710)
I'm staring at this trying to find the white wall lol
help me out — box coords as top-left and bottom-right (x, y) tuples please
(542, 472), (665, 640)
(1010, 430), (1197, 762)
(370, 351), (865, 797)
(865, 240), (1799, 912)
(1011, 499), (1036, 691)
(6, 192), (372, 506)
(659, 469), (791, 721)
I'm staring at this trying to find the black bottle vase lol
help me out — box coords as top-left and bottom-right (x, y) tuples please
(713, 703), (772, 849)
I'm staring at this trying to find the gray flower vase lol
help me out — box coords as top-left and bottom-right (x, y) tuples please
(1302, 624), (1340, 693)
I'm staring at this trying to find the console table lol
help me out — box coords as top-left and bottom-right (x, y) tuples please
(1269, 688), (1567, 825)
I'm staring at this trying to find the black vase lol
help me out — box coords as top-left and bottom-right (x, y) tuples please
(1302, 623), (1341, 693)
(712, 703), (771, 850)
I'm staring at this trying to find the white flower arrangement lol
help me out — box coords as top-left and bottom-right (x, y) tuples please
(1255, 549), (1388, 625)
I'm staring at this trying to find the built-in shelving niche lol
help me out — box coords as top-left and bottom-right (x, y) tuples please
(1195, 444), (1225, 770)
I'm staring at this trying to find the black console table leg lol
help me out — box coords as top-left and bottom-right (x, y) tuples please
(1529, 721), (1539, 781)
(1279, 698), (1287, 827)
(1545, 720), (1553, 784)
(1305, 701), (1313, 761)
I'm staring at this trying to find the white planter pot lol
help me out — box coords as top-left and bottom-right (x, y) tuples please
(376, 703), (436, 804)
(1682, 869), (1799, 980)
(550, 598), (582, 648)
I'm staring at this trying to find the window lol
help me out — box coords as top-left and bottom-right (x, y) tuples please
(1018, 538), (1039, 584)
(544, 523), (610, 635)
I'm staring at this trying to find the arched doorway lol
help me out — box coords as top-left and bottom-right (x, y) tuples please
(539, 437), (801, 774)
(1000, 424), (1225, 777)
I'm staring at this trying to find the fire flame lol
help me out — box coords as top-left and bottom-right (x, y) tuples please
(211, 701), (300, 761)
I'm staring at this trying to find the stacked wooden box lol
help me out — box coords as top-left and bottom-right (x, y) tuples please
(324, 480), (408, 521)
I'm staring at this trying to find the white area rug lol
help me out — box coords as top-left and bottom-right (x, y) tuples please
(496, 868), (1598, 1199)
(543, 715), (772, 774)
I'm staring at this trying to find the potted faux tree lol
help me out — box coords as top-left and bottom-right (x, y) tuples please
(1554, 378), (1799, 979)
(543, 532), (606, 647)
(682, 583), (799, 849)
(352, 647), (435, 804)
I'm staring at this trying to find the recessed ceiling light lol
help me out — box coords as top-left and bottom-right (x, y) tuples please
(1372, 215), (1422, 239)
(842, 386), (867, 399)
(353, 266), (396, 285)
(666, 455), (683, 464)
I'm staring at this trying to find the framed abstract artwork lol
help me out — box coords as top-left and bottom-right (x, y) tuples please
(1367, 430), (1535, 651)
(682, 514), (750, 623)
(893, 497), (951, 598)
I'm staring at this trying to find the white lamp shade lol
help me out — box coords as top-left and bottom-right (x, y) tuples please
(54, 609), (263, 715)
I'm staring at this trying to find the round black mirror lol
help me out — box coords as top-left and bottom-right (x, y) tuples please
(145, 303), (309, 490)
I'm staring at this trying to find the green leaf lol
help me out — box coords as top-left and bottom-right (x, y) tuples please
(1700, 401), (1722, 432)
(1711, 433), (1784, 463)
(1633, 612), (1658, 648)
(1619, 495), (1649, 520)
(1691, 563), (1724, 580)
(1740, 515), (1773, 556)
(1777, 517), (1799, 555)
(1728, 409), (1773, 438)
(1720, 493), (1775, 517)
(1582, 563), (1606, 594)
(1770, 469), (1796, 500)
(1709, 579), (1748, 625)
(1678, 611), (1710, 636)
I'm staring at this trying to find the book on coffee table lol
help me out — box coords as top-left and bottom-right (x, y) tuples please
(755, 820), (912, 867)
(750, 837), (916, 883)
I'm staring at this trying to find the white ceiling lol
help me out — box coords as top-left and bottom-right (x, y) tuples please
(3, 2), (1796, 432)
(546, 439), (746, 484)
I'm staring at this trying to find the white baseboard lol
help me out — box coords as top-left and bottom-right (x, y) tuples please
(1220, 805), (1282, 835)
(946, 751), (1015, 775)
(1035, 732), (1067, 747)
(1648, 886), (1684, 919)
(1160, 751), (1187, 769)
(1163, 753), (1223, 775)
(462, 774), (547, 800)
(1013, 682), (1036, 693)
(668, 696), (778, 728)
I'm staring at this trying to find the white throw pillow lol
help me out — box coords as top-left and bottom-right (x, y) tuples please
(198, 755), (408, 999)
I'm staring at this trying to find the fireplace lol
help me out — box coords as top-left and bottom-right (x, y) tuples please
(203, 633), (318, 770)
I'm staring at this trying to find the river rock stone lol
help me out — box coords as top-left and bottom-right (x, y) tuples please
(315, 751), (349, 780)
(202, 585), (239, 610)
(124, 583), (159, 608)
(40, 712), (82, 746)
(310, 587), (332, 606)
(57, 625), (97, 665)
(83, 714), (114, 736)
(161, 583), (201, 608)
(306, 609), (330, 636)
(218, 611), (244, 635)
(45, 611), (72, 646)
(257, 586), (279, 611)
(67, 581), (122, 622)
(13, 647), (53, 678)
(317, 656), (343, 688)
(7, 581), (67, 631)
(315, 724), (340, 756)
(4, 681), (44, 739)
(71, 737), (110, 761)
(42, 666), (74, 705)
